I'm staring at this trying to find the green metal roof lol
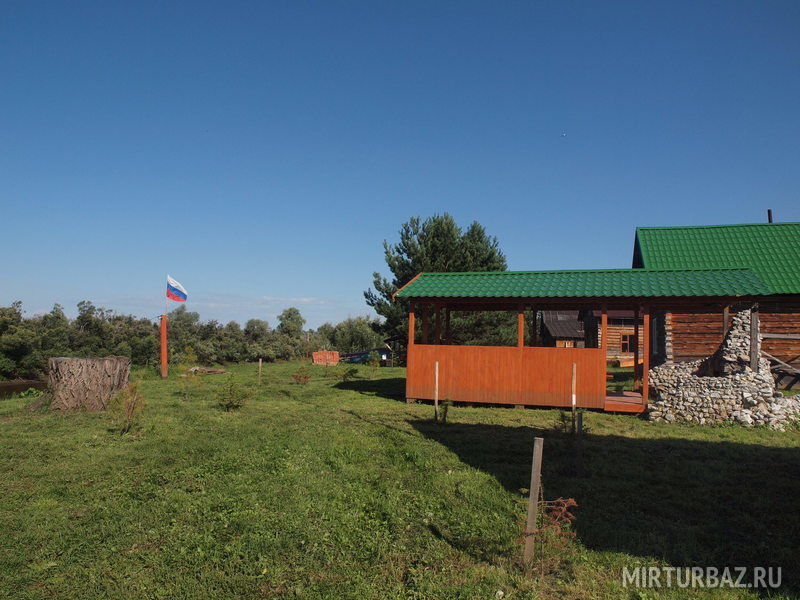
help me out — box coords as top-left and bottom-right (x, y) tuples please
(395, 268), (769, 299)
(634, 222), (800, 294)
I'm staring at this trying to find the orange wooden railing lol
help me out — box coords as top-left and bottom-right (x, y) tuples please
(406, 344), (606, 408)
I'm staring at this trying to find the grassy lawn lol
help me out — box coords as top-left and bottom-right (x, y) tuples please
(606, 366), (635, 392)
(1, 362), (798, 599)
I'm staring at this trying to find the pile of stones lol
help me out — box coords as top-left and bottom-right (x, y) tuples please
(647, 309), (800, 430)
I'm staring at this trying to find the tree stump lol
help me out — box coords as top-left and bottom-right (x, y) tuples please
(48, 356), (131, 411)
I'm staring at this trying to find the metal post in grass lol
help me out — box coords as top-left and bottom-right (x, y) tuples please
(523, 437), (544, 564)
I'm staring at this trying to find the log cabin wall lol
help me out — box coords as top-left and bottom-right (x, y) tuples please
(667, 299), (800, 368)
(760, 300), (800, 368)
(668, 306), (726, 362)
(598, 321), (643, 359)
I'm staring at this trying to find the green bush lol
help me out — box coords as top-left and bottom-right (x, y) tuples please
(218, 375), (251, 411)
(332, 365), (358, 382)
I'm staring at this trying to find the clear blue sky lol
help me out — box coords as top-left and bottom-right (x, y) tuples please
(2, 1), (799, 328)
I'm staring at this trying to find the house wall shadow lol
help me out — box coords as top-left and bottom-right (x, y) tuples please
(409, 419), (800, 591)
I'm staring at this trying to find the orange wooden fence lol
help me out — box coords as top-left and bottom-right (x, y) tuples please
(407, 344), (606, 408)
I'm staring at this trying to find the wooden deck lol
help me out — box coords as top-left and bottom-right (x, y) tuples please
(603, 391), (646, 413)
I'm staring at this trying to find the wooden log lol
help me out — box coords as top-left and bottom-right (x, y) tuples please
(48, 356), (131, 411)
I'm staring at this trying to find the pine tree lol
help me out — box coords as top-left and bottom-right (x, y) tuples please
(365, 214), (508, 342)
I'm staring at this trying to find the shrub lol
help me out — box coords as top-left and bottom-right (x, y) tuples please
(367, 351), (381, 378)
(529, 497), (578, 575)
(112, 382), (145, 435)
(218, 375), (250, 411)
(332, 365), (358, 382)
(292, 366), (311, 385)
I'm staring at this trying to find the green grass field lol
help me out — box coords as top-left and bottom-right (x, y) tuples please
(1, 362), (798, 599)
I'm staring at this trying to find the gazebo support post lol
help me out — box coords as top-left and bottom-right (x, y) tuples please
(601, 304), (608, 393)
(642, 305), (651, 404)
(517, 304), (525, 348)
(406, 306), (416, 403)
(633, 307), (640, 392)
(434, 303), (442, 345)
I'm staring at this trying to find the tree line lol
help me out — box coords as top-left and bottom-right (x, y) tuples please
(0, 301), (384, 380)
(1, 213), (511, 379)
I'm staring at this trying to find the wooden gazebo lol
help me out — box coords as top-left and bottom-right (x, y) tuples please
(394, 268), (769, 413)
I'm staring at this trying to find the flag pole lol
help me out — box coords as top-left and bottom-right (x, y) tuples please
(160, 280), (168, 380)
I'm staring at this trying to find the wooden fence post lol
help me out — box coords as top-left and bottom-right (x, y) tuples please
(571, 362), (577, 433)
(576, 411), (584, 477)
(523, 437), (544, 564)
(258, 358), (263, 385)
(434, 361), (440, 422)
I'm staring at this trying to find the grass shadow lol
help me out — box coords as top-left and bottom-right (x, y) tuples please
(409, 419), (800, 593)
(334, 377), (406, 401)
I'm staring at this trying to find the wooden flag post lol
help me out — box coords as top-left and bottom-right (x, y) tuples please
(523, 437), (544, 564)
(160, 314), (168, 379)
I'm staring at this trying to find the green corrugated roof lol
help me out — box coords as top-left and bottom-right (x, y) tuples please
(395, 268), (769, 299)
(634, 222), (800, 294)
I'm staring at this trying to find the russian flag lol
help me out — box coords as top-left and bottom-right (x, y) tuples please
(166, 275), (188, 302)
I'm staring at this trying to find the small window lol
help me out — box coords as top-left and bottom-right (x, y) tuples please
(621, 334), (634, 353)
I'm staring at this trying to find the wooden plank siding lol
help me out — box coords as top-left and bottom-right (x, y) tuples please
(759, 301), (800, 367)
(669, 308), (726, 361)
(407, 344), (606, 408)
(668, 301), (800, 366)
(597, 323), (644, 359)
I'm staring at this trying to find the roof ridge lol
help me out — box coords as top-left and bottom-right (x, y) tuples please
(419, 267), (758, 276)
(395, 267), (771, 299)
(636, 222), (800, 232)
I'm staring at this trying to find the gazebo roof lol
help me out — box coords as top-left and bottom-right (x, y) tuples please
(394, 268), (770, 300)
